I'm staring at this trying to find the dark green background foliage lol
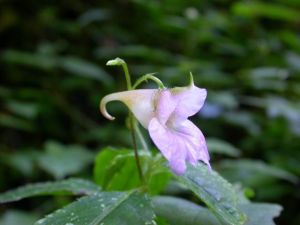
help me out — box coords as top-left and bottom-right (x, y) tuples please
(0, 0), (299, 224)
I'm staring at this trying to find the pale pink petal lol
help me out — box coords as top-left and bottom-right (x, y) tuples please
(156, 90), (177, 125)
(172, 85), (207, 119)
(149, 117), (210, 174)
(174, 119), (210, 167)
(169, 149), (187, 175)
(148, 117), (188, 174)
(148, 118), (174, 160)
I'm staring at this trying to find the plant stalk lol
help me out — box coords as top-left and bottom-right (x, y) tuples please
(120, 60), (145, 185)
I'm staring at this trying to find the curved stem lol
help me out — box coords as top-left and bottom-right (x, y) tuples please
(119, 60), (144, 184)
(189, 72), (194, 86)
(133, 73), (166, 89)
(106, 58), (132, 90)
(133, 119), (150, 152)
(129, 114), (145, 185)
(121, 62), (132, 90)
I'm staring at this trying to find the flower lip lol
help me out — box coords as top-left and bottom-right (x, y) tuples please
(148, 85), (210, 175)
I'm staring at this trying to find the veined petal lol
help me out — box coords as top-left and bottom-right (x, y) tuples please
(169, 148), (187, 175)
(149, 117), (209, 174)
(148, 117), (187, 174)
(148, 118), (174, 160)
(174, 119), (210, 167)
(100, 89), (158, 128)
(172, 85), (207, 119)
(156, 90), (177, 125)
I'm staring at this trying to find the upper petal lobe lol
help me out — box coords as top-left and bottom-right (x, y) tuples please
(173, 119), (210, 167)
(172, 86), (207, 119)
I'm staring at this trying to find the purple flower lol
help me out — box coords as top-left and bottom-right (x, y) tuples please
(100, 81), (210, 175)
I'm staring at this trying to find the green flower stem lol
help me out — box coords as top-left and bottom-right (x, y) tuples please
(133, 119), (150, 152)
(121, 62), (132, 90)
(117, 59), (145, 185)
(132, 73), (166, 89)
(129, 115), (145, 185)
(189, 72), (194, 86)
(106, 57), (133, 90)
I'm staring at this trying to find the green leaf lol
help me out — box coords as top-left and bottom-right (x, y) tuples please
(232, 2), (300, 22)
(0, 151), (38, 176)
(94, 148), (140, 190)
(177, 164), (247, 225)
(78, 9), (111, 26)
(148, 170), (171, 195)
(279, 31), (300, 53)
(2, 50), (112, 85)
(38, 141), (94, 179)
(206, 138), (241, 157)
(146, 154), (172, 195)
(239, 203), (282, 225)
(94, 147), (171, 195)
(96, 45), (172, 63)
(5, 101), (39, 119)
(0, 210), (39, 225)
(153, 196), (221, 225)
(275, 0), (300, 7)
(217, 159), (298, 185)
(210, 91), (238, 109)
(59, 57), (113, 85)
(286, 52), (300, 71)
(34, 191), (155, 225)
(0, 113), (34, 131)
(224, 111), (260, 135)
(0, 178), (100, 204)
(247, 67), (288, 80)
(153, 196), (282, 225)
(2, 50), (57, 70)
(265, 97), (300, 130)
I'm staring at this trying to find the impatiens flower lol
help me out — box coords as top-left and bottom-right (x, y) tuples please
(100, 79), (210, 175)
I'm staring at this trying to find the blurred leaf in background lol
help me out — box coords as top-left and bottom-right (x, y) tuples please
(0, 210), (38, 225)
(37, 141), (94, 179)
